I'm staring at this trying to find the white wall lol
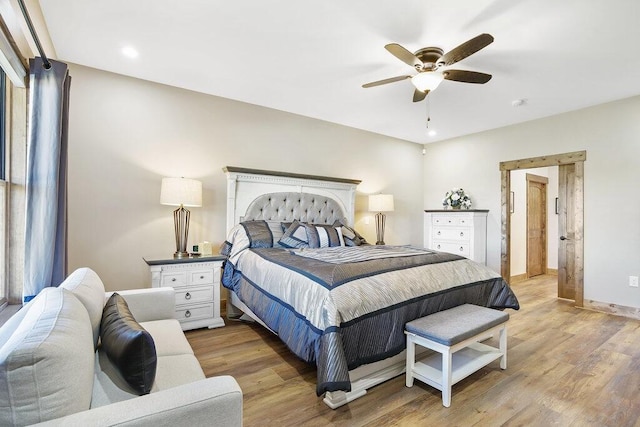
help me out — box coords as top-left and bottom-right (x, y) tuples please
(423, 95), (640, 309)
(510, 167), (558, 276)
(67, 64), (424, 291)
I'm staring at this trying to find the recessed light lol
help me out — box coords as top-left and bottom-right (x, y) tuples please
(428, 130), (437, 137)
(511, 99), (526, 107)
(121, 46), (139, 59)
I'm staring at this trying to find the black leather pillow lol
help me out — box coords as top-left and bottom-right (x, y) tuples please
(100, 293), (157, 395)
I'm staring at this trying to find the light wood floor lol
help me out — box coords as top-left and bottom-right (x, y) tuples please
(186, 276), (640, 426)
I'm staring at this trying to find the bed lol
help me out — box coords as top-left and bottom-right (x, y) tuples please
(221, 166), (519, 408)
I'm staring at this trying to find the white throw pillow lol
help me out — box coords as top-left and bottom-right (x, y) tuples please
(60, 267), (106, 348)
(0, 287), (94, 425)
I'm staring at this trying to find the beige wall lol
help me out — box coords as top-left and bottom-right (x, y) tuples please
(423, 95), (640, 309)
(67, 64), (424, 290)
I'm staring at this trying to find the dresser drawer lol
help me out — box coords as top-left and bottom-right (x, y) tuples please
(432, 215), (473, 227)
(189, 269), (214, 285)
(433, 241), (470, 258)
(176, 303), (214, 323)
(433, 227), (472, 241)
(161, 271), (187, 287)
(175, 285), (213, 306)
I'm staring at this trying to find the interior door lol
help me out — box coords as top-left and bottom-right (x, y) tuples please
(558, 164), (576, 300)
(526, 174), (547, 277)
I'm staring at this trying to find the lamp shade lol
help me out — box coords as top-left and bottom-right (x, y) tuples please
(160, 177), (202, 207)
(369, 194), (394, 212)
(411, 72), (444, 92)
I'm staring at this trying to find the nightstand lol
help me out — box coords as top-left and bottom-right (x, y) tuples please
(143, 255), (226, 331)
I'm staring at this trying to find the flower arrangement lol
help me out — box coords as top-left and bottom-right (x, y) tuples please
(442, 188), (472, 209)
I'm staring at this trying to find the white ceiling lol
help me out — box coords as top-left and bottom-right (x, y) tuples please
(37, 0), (640, 144)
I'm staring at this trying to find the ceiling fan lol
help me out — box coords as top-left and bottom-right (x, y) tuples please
(362, 33), (494, 102)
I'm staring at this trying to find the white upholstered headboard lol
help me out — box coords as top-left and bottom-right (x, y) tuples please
(223, 167), (361, 233)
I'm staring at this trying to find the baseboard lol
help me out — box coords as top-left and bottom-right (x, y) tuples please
(546, 268), (558, 275)
(584, 300), (640, 321)
(509, 273), (527, 283)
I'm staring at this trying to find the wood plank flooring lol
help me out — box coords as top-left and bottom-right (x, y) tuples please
(186, 276), (640, 426)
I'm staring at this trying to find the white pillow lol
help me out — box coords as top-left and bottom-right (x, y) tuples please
(0, 287), (94, 425)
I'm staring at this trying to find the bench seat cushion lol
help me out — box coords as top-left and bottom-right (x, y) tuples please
(405, 304), (508, 346)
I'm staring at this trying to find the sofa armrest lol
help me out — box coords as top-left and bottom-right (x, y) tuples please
(105, 288), (176, 322)
(33, 376), (243, 427)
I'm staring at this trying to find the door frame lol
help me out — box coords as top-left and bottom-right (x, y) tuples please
(499, 150), (586, 307)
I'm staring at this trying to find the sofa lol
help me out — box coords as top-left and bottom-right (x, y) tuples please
(0, 268), (243, 426)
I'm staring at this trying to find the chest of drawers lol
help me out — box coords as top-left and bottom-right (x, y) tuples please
(424, 210), (488, 264)
(144, 256), (226, 331)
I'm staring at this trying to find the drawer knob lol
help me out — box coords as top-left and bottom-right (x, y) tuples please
(199, 275), (205, 279)
(460, 246), (464, 251)
(171, 278), (177, 282)
(185, 310), (192, 318)
(448, 220), (452, 223)
(460, 232), (464, 237)
(436, 244), (441, 249)
(437, 231), (441, 236)
(185, 292), (191, 300)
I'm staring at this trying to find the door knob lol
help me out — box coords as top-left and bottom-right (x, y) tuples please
(560, 236), (569, 241)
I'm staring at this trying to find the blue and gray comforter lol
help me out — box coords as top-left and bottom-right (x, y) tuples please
(221, 244), (519, 395)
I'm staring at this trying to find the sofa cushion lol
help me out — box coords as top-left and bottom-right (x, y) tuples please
(100, 293), (157, 395)
(0, 287), (94, 426)
(59, 267), (106, 348)
(140, 319), (195, 357)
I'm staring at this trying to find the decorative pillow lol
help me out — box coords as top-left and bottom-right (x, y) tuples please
(278, 220), (310, 248)
(0, 288), (94, 426)
(304, 224), (345, 248)
(240, 220), (273, 248)
(221, 220), (279, 260)
(332, 220), (368, 246)
(100, 293), (157, 395)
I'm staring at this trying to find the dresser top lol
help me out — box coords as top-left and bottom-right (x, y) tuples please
(144, 254), (226, 265)
(424, 209), (489, 213)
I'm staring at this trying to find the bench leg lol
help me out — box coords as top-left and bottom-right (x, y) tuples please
(442, 348), (452, 407)
(406, 335), (415, 387)
(499, 325), (508, 369)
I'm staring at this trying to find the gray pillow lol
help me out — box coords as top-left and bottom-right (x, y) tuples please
(278, 220), (310, 248)
(332, 220), (368, 246)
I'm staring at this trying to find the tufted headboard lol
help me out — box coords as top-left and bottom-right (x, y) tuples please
(243, 192), (347, 224)
(223, 166), (361, 232)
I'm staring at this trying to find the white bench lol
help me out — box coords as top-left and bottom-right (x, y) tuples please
(405, 304), (509, 407)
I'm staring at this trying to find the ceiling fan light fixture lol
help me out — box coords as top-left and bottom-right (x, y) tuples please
(411, 72), (444, 92)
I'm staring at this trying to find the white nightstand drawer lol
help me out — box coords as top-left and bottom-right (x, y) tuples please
(161, 272), (187, 287)
(433, 228), (471, 241)
(189, 269), (214, 285)
(176, 303), (214, 323)
(433, 241), (470, 258)
(175, 286), (213, 306)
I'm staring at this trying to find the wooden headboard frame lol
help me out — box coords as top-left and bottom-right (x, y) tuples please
(223, 166), (361, 233)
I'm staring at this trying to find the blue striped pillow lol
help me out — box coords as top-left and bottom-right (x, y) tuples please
(304, 224), (344, 248)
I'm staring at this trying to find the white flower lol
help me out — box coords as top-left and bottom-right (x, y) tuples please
(451, 193), (460, 201)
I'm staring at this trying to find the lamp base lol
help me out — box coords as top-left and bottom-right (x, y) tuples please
(173, 251), (190, 259)
(375, 212), (386, 246)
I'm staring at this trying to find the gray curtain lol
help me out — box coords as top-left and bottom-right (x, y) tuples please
(23, 57), (71, 303)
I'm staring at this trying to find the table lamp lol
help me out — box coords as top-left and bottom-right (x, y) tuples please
(160, 177), (202, 258)
(369, 194), (394, 245)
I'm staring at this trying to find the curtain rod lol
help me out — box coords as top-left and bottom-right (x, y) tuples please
(16, 0), (51, 70)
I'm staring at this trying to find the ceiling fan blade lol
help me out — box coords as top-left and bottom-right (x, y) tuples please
(439, 33), (494, 67)
(385, 43), (422, 68)
(443, 69), (492, 84)
(362, 75), (411, 88)
(413, 89), (429, 102)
